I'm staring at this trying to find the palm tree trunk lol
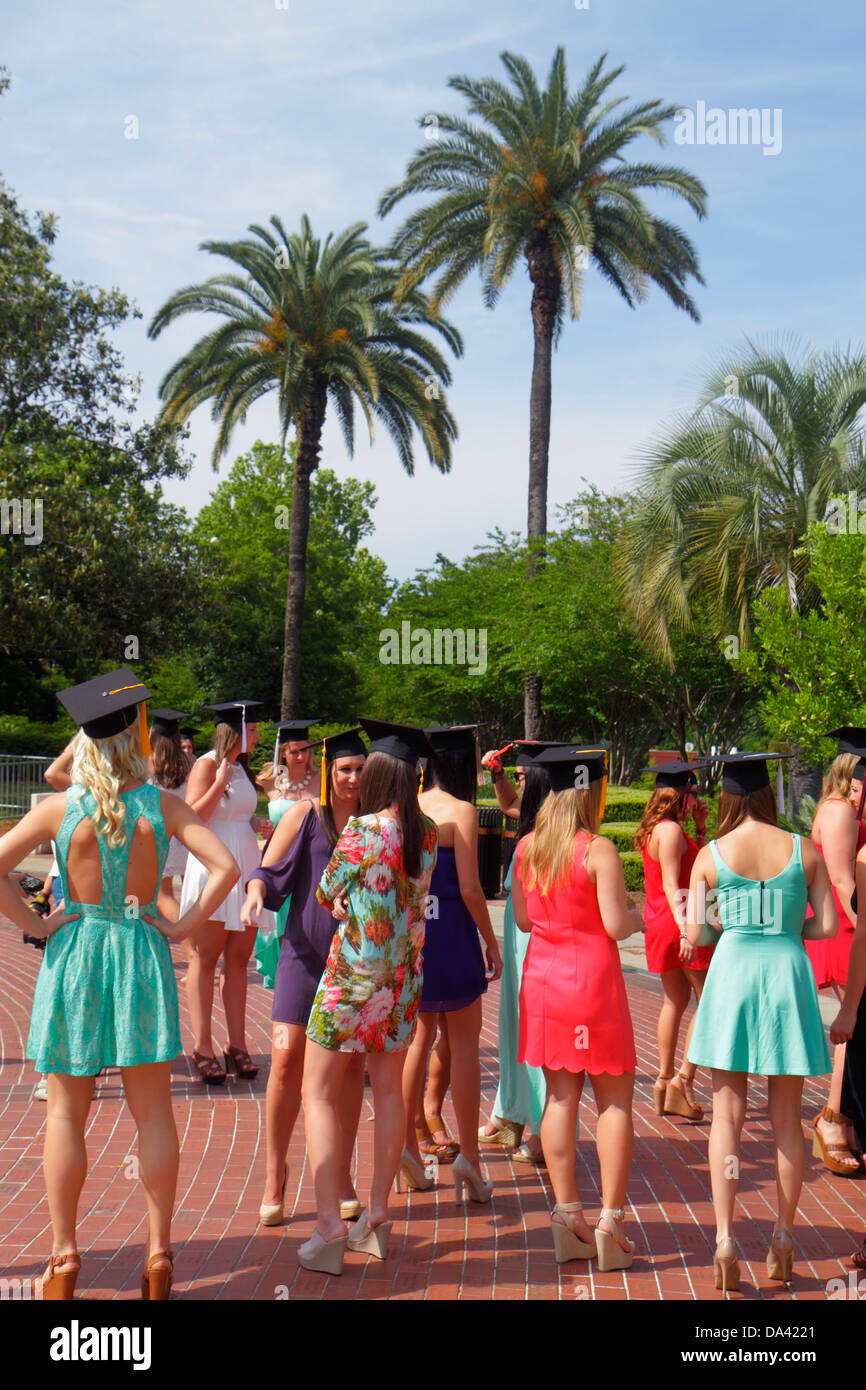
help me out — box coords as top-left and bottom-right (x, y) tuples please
(281, 383), (327, 717)
(524, 236), (560, 738)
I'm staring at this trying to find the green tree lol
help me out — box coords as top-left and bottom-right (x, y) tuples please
(379, 48), (706, 735)
(190, 442), (391, 718)
(615, 339), (866, 660)
(149, 217), (461, 716)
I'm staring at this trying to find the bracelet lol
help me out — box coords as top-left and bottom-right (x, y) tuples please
(490, 769), (504, 782)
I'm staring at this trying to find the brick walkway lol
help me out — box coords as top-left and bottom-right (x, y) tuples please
(2, 920), (865, 1303)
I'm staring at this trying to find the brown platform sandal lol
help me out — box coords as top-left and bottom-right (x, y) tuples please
(424, 1109), (460, 1158)
(653, 1075), (673, 1116)
(812, 1107), (861, 1176)
(478, 1118), (524, 1148)
(664, 1073), (704, 1121)
(192, 1051), (226, 1085)
(223, 1045), (259, 1080)
(142, 1248), (173, 1300)
(41, 1252), (80, 1300)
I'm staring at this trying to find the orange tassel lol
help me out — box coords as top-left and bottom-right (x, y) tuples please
(320, 744), (328, 805)
(139, 703), (152, 756)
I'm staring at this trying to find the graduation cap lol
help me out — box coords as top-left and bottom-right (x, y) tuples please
(313, 727), (368, 801)
(268, 719), (319, 774)
(530, 745), (608, 794)
(512, 740), (573, 768)
(149, 709), (190, 739)
(827, 727), (866, 777)
(645, 759), (706, 790)
(57, 667), (153, 752)
(204, 700), (263, 754)
(424, 725), (478, 754)
(359, 718), (434, 765)
(715, 751), (790, 796)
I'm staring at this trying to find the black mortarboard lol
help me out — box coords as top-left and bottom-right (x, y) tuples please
(645, 759), (706, 790)
(716, 751), (789, 795)
(149, 709), (190, 738)
(268, 718), (319, 772)
(530, 745), (607, 794)
(827, 728), (866, 775)
(57, 667), (152, 741)
(512, 740), (572, 768)
(204, 700), (262, 754)
(359, 718), (434, 765)
(319, 727), (367, 762)
(425, 725), (478, 754)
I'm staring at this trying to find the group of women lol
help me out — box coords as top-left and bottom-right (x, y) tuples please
(2, 669), (865, 1297)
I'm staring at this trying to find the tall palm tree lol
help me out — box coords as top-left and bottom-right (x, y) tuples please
(379, 48), (706, 735)
(149, 216), (461, 715)
(614, 339), (866, 661)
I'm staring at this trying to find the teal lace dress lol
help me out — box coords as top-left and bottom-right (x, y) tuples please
(27, 783), (181, 1076)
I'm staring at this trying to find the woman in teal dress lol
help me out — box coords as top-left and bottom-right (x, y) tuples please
(0, 670), (238, 1300)
(253, 721), (319, 988)
(685, 753), (837, 1293)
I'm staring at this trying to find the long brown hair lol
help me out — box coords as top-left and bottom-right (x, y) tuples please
(716, 785), (778, 836)
(360, 752), (427, 877)
(634, 786), (686, 851)
(522, 782), (604, 895)
(151, 730), (188, 790)
(212, 723), (256, 788)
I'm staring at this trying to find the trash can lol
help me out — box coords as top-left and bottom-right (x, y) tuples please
(477, 807), (503, 898)
(501, 815), (519, 883)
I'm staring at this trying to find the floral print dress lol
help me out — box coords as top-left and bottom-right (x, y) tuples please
(307, 811), (438, 1052)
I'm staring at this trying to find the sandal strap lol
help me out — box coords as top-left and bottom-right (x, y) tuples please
(821, 1106), (852, 1126)
(554, 1202), (585, 1214)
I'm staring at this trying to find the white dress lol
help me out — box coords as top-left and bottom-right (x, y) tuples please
(149, 776), (189, 879)
(179, 752), (275, 934)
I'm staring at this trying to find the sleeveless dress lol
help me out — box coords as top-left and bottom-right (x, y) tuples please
(247, 804), (339, 1027)
(642, 828), (714, 973)
(179, 752), (274, 936)
(149, 775), (189, 879)
(27, 783), (181, 1075)
(804, 800), (866, 990)
(307, 812), (438, 1052)
(491, 860), (547, 1132)
(420, 844), (487, 1012)
(687, 837), (831, 1075)
(516, 832), (636, 1076)
(253, 796), (296, 990)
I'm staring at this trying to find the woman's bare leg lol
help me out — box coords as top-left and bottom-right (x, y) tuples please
(220, 924), (258, 1053)
(121, 1061), (178, 1264)
(338, 1053), (366, 1204)
(44, 1073), (94, 1259)
(366, 1051), (409, 1225)
(263, 1022), (306, 1206)
(540, 1066), (592, 1242)
(708, 1069), (748, 1243)
(443, 1000), (483, 1168)
(302, 1041), (351, 1240)
(401, 1011), (438, 1162)
(590, 1071), (635, 1248)
(767, 1074), (806, 1234)
(186, 921), (227, 1056)
(423, 1017), (452, 1136)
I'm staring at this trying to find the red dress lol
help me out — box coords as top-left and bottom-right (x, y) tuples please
(516, 833), (635, 1075)
(642, 827), (714, 974)
(805, 800), (866, 990)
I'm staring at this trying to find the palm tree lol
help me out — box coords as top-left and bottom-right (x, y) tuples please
(614, 339), (866, 661)
(148, 216), (461, 715)
(379, 48), (706, 735)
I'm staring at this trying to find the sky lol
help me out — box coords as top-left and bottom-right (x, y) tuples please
(2, 0), (863, 580)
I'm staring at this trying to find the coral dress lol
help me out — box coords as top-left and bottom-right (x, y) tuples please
(642, 827), (714, 973)
(307, 812), (438, 1052)
(804, 800), (866, 990)
(516, 832), (636, 1076)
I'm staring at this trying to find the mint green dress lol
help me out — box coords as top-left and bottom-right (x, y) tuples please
(253, 797), (295, 990)
(492, 862), (547, 1134)
(26, 783), (181, 1075)
(687, 837), (831, 1076)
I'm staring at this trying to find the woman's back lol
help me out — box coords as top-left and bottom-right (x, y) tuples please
(60, 782), (168, 914)
(712, 821), (802, 883)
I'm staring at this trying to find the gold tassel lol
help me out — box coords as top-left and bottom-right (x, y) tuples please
(599, 772), (608, 822)
(419, 763), (424, 791)
(139, 703), (152, 756)
(320, 740), (328, 805)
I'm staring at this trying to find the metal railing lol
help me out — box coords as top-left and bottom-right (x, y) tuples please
(0, 755), (53, 818)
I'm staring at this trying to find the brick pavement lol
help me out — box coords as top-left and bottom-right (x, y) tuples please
(2, 919), (866, 1303)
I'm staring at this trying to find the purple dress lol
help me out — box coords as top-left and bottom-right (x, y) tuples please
(246, 805), (337, 1027)
(420, 846), (487, 1013)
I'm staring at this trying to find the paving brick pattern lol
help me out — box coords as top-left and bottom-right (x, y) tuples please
(2, 923), (865, 1302)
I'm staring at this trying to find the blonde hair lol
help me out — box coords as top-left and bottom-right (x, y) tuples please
(70, 725), (149, 848)
(820, 753), (861, 806)
(522, 782), (604, 895)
